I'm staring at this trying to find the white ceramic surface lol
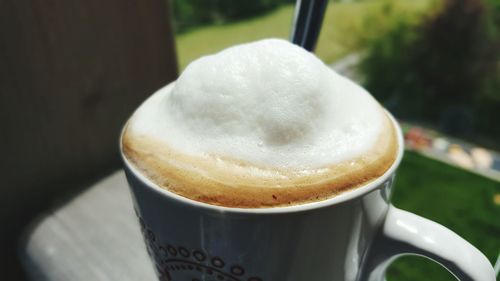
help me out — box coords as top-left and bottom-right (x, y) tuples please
(121, 117), (495, 281)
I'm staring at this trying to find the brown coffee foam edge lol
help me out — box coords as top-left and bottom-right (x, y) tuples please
(122, 113), (398, 208)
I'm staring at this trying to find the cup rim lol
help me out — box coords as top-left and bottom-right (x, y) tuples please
(120, 112), (404, 214)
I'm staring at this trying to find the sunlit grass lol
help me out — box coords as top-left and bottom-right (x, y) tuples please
(175, 0), (436, 70)
(175, 6), (292, 69)
(388, 151), (500, 281)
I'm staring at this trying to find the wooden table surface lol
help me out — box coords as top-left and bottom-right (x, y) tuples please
(20, 170), (157, 281)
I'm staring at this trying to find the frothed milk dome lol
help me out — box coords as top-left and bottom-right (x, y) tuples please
(123, 39), (398, 207)
(130, 39), (385, 167)
(169, 39), (329, 150)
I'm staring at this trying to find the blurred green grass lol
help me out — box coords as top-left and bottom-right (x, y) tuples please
(175, 0), (435, 69)
(388, 151), (500, 281)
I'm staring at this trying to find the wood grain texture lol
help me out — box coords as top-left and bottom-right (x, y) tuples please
(21, 170), (157, 281)
(0, 0), (178, 278)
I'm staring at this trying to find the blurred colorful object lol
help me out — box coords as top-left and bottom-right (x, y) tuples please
(401, 121), (500, 181)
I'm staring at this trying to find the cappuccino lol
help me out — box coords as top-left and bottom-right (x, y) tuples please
(122, 39), (397, 208)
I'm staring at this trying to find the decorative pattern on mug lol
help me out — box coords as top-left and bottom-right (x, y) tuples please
(137, 214), (264, 281)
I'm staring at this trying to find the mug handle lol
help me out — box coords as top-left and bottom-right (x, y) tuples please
(359, 205), (496, 281)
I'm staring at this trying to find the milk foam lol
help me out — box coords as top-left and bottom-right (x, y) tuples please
(128, 39), (385, 169)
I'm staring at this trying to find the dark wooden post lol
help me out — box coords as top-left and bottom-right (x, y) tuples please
(0, 0), (178, 278)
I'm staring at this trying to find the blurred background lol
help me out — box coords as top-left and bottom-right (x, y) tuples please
(0, 0), (498, 280)
(170, 0), (499, 280)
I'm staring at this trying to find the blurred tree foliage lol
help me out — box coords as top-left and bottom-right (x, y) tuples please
(361, 0), (500, 147)
(172, 0), (295, 33)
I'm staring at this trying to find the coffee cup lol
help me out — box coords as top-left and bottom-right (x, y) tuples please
(120, 39), (495, 281)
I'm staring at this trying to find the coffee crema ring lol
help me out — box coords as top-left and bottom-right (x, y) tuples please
(122, 112), (397, 208)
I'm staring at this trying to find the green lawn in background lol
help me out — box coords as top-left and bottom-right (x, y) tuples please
(175, 0), (435, 69)
(388, 151), (500, 281)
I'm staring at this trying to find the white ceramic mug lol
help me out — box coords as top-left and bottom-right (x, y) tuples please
(120, 117), (495, 281)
